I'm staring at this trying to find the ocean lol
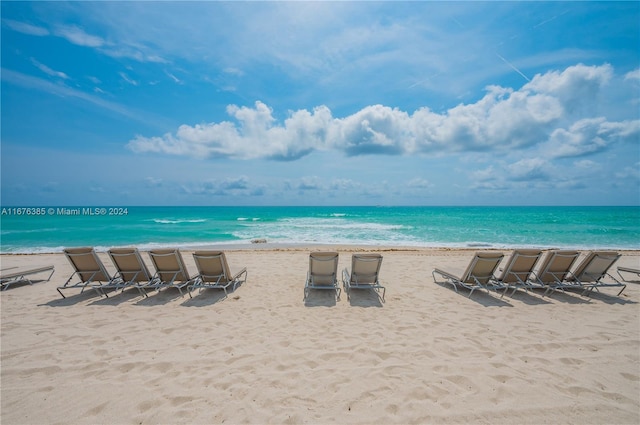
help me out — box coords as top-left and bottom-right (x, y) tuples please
(0, 206), (638, 253)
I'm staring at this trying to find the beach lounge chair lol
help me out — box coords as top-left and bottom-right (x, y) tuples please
(529, 250), (580, 296)
(494, 249), (543, 297)
(1, 264), (55, 291)
(566, 251), (626, 296)
(104, 248), (158, 297)
(57, 247), (115, 298)
(342, 253), (385, 302)
(144, 249), (194, 297)
(189, 251), (248, 299)
(304, 252), (340, 300)
(432, 252), (505, 297)
(617, 266), (640, 284)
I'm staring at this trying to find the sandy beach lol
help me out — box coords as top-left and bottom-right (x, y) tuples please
(1, 247), (639, 424)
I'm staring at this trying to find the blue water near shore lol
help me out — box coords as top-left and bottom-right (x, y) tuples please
(1, 206), (638, 253)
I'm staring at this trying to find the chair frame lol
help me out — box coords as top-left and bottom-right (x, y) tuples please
(57, 247), (116, 298)
(342, 253), (386, 302)
(1, 265), (55, 291)
(144, 249), (194, 298)
(529, 250), (581, 296)
(432, 252), (505, 298)
(105, 248), (158, 298)
(304, 252), (340, 301)
(189, 251), (248, 299)
(568, 251), (626, 296)
(494, 249), (543, 297)
(617, 266), (640, 284)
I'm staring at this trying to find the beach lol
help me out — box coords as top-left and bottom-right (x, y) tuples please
(1, 247), (639, 424)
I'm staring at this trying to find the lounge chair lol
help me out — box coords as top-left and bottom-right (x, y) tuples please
(144, 249), (194, 297)
(566, 251), (626, 296)
(189, 251), (248, 299)
(342, 253), (385, 302)
(1, 264), (55, 291)
(57, 247), (115, 298)
(494, 249), (543, 297)
(529, 250), (580, 295)
(617, 266), (640, 284)
(105, 248), (158, 297)
(432, 252), (505, 297)
(304, 252), (340, 300)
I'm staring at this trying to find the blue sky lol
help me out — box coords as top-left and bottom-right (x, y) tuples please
(1, 1), (639, 206)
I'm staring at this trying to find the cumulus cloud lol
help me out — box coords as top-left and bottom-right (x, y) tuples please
(506, 158), (551, 181)
(128, 64), (639, 161)
(624, 69), (640, 82)
(546, 118), (640, 158)
(182, 176), (251, 196)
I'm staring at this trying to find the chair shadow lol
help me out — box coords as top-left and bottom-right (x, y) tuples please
(508, 290), (553, 305)
(304, 289), (339, 307)
(541, 288), (592, 304)
(181, 289), (230, 307)
(134, 288), (186, 306)
(435, 282), (513, 307)
(347, 288), (384, 308)
(90, 288), (143, 306)
(567, 287), (637, 305)
(40, 289), (102, 307)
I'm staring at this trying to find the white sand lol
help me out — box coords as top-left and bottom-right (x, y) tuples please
(1, 247), (639, 424)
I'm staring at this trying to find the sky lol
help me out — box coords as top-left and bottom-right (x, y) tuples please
(1, 1), (639, 206)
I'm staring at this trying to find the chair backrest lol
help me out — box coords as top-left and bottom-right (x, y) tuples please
(108, 248), (152, 283)
(535, 250), (580, 284)
(64, 247), (111, 282)
(350, 254), (383, 284)
(193, 251), (231, 283)
(570, 251), (620, 283)
(495, 249), (542, 283)
(309, 252), (339, 285)
(148, 249), (190, 282)
(460, 252), (504, 284)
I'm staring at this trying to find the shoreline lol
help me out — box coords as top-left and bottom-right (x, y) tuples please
(3, 241), (640, 255)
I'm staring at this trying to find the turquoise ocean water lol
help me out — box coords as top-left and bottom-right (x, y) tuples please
(0, 206), (638, 253)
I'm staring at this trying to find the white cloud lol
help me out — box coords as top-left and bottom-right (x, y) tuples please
(506, 158), (551, 181)
(546, 117), (640, 158)
(129, 64), (637, 162)
(615, 163), (640, 180)
(55, 25), (105, 47)
(624, 69), (640, 82)
(574, 159), (597, 169)
(3, 19), (49, 36)
(119, 72), (139, 86)
(407, 178), (432, 189)
(30, 58), (69, 80)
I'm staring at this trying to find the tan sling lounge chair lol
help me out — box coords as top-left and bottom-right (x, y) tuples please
(494, 249), (543, 297)
(1, 264), (55, 291)
(189, 251), (248, 299)
(342, 253), (385, 302)
(530, 250), (580, 295)
(617, 266), (640, 284)
(432, 252), (505, 297)
(566, 251), (626, 296)
(304, 252), (340, 300)
(57, 247), (115, 298)
(105, 248), (158, 297)
(144, 249), (194, 297)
